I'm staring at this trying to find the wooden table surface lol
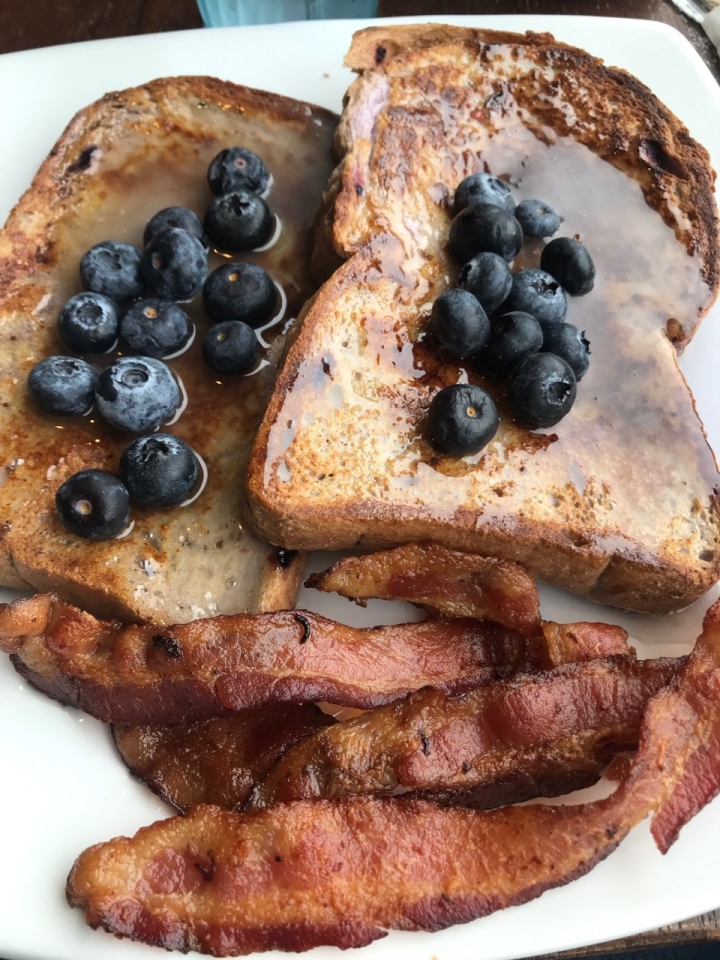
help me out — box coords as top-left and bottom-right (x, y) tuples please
(0, 2), (718, 959)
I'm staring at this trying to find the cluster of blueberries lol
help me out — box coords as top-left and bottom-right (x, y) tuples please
(426, 173), (595, 457)
(26, 147), (279, 540)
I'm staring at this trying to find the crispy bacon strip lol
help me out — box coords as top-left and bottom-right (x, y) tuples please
(247, 656), (682, 811)
(116, 623), (631, 812)
(306, 543), (541, 635)
(0, 594), (599, 724)
(66, 601), (720, 955)
(540, 619), (632, 664)
(113, 705), (336, 814)
(650, 599), (720, 852)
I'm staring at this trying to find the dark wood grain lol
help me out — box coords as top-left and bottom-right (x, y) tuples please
(532, 911), (720, 958)
(0, 1), (718, 957)
(0, 0), (202, 53)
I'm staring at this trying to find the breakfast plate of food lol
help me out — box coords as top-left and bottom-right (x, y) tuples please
(1, 13), (720, 960)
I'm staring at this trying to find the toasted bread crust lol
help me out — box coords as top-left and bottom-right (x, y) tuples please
(247, 27), (720, 613)
(0, 77), (337, 621)
(339, 26), (718, 311)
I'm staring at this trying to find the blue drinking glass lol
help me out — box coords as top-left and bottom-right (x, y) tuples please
(197, 0), (379, 28)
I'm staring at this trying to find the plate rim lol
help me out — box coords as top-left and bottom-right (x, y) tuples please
(1, 13), (720, 960)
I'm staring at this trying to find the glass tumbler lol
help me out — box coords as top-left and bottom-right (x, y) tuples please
(197, 0), (379, 28)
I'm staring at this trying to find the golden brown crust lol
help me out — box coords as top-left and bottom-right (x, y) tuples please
(0, 77), (338, 621)
(246, 26), (720, 614)
(343, 26), (719, 299)
(246, 468), (718, 614)
(1, 76), (336, 277)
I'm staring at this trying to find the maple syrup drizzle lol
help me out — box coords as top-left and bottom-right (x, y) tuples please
(263, 44), (718, 570)
(1, 99), (334, 620)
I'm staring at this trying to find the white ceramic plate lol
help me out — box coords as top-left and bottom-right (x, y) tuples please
(1, 14), (719, 960)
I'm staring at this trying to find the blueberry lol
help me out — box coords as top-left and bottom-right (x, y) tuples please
(541, 237), (596, 296)
(80, 241), (143, 301)
(57, 292), (119, 354)
(120, 434), (199, 508)
(121, 299), (192, 357)
(428, 383), (499, 457)
(208, 147), (270, 197)
(27, 356), (97, 417)
(144, 207), (205, 247)
(514, 199), (561, 238)
(429, 289), (490, 359)
(202, 321), (259, 374)
(453, 173), (514, 215)
(504, 268), (567, 329)
(56, 469), (130, 540)
(482, 312), (544, 377)
(507, 353), (577, 429)
(204, 190), (274, 252)
(141, 228), (208, 301)
(456, 252), (512, 315)
(202, 262), (277, 327)
(449, 203), (523, 263)
(95, 356), (180, 433)
(541, 323), (591, 381)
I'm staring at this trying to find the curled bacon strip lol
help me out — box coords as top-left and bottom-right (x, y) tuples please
(306, 543), (541, 635)
(66, 602), (720, 956)
(650, 599), (720, 852)
(540, 619), (632, 664)
(118, 623), (636, 812)
(0, 594), (599, 724)
(113, 704), (336, 814)
(115, 622), (631, 811)
(69, 601), (720, 949)
(246, 655), (682, 811)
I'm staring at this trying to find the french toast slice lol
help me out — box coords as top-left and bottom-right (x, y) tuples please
(0, 77), (337, 622)
(247, 26), (720, 614)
